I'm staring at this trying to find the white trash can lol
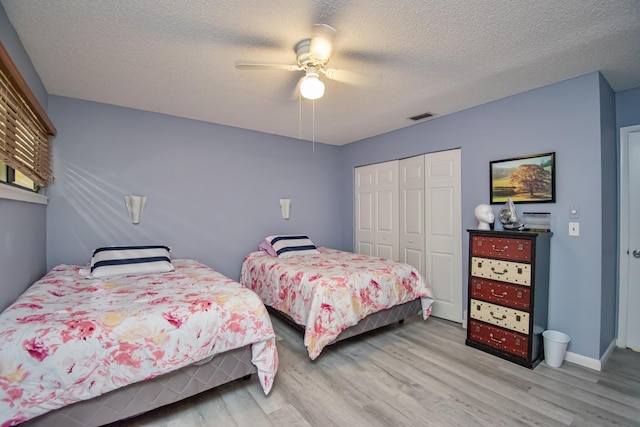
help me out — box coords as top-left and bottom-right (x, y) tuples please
(542, 330), (570, 368)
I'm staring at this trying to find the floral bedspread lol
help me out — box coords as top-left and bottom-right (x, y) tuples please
(240, 247), (433, 359)
(0, 260), (278, 426)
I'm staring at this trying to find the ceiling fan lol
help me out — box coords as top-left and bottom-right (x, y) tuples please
(235, 24), (382, 100)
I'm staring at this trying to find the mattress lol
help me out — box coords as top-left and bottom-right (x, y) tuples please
(0, 259), (278, 425)
(241, 247), (433, 359)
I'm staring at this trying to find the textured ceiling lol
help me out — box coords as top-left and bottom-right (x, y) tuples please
(3, 0), (640, 145)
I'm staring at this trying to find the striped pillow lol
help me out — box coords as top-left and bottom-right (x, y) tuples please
(90, 245), (175, 278)
(266, 235), (320, 258)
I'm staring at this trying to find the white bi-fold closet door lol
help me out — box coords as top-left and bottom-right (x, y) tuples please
(354, 160), (399, 261)
(355, 149), (462, 323)
(400, 149), (462, 322)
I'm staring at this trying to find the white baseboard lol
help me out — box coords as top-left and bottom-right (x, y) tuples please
(599, 338), (617, 368)
(563, 339), (616, 372)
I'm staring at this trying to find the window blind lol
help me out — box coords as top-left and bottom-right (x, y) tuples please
(0, 42), (56, 188)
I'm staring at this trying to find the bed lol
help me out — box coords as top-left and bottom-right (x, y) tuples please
(0, 252), (278, 427)
(240, 237), (433, 360)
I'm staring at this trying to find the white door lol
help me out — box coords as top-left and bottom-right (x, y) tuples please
(355, 165), (376, 256)
(624, 128), (640, 350)
(355, 161), (399, 260)
(399, 156), (425, 274)
(425, 149), (462, 322)
(374, 161), (399, 261)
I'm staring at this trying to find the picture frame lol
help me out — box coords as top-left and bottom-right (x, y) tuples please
(490, 152), (555, 204)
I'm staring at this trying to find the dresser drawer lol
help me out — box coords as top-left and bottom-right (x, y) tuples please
(470, 277), (530, 310)
(471, 235), (532, 262)
(471, 257), (531, 286)
(470, 299), (529, 334)
(468, 320), (529, 358)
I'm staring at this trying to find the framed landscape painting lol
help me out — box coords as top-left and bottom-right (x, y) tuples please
(490, 152), (556, 204)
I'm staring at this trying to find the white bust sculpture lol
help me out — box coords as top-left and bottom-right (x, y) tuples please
(475, 203), (494, 230)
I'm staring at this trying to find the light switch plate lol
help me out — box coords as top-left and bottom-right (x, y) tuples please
(569, 222), (580, 236)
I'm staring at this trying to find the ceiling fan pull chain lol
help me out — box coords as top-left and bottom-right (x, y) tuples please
(299, 92), (302, 140)
(312, 99), (315, 152)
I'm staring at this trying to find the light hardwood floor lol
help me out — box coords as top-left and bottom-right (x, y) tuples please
(117, 316), (640, 427)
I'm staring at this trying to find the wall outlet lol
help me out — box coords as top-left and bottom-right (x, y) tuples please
(569, 222), (580, 236)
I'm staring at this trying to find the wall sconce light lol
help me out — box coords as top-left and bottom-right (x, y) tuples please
(280, 198), (291, 220)
(125, 195), (147, 224)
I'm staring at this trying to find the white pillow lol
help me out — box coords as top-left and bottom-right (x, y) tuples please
(265, 235), (320, 258)
(89, 245), (175, 278)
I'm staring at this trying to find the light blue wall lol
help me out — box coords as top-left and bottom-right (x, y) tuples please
(340, 73), (608, 359)
(46, 96), (343, 281)
(0, 3), (48, 311)
(616, 87), (640, 128)
(0, 199), (47, 311)
(598, 74), (618, 355)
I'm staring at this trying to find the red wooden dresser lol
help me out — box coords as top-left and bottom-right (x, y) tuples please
(466, 229), (552, 368)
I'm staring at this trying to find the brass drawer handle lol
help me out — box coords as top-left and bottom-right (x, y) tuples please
(489, 333), (506, 344)
(491, 245), (508, 252)
(491, 267), (508, 275)
(490, 290), (507, 298)
(490, 311), (507, 321)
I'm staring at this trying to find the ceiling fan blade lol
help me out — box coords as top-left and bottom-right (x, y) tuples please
(235, 63), (301, 71)
(322, 68), (382, 87)
(309, 24), (336, 63)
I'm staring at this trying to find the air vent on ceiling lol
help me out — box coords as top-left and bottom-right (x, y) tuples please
(408, 112), (435, 121)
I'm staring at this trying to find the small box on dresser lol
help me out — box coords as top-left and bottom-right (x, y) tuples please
(466, 229), (552, 368)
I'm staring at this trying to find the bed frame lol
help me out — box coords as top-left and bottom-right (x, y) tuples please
(268, 298), (422, 349)
(23, 345), (256, 427)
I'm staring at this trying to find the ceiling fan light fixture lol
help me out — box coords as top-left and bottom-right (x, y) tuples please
(300, 69), (325, 100)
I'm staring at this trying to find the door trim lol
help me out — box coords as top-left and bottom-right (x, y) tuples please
(617, 124), (640, 348)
